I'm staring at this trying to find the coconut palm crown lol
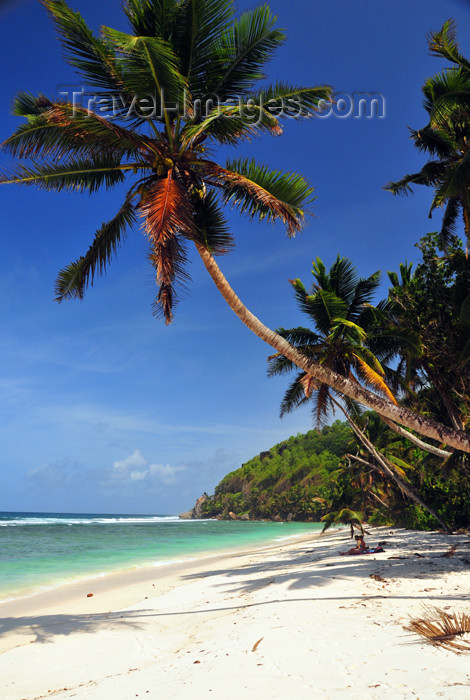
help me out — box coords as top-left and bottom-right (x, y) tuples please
(267, 256), (397, 428)
(0, 0), (331, 323)
(385, 20), (470, 251)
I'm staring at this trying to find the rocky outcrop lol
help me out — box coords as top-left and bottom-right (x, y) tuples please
(179, 494), (209, 519)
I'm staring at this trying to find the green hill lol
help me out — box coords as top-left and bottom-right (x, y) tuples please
(201, 420), (353, 521)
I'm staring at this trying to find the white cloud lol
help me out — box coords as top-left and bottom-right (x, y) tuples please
(112, 450), (185, 486)
(129, 470), (148, 481)
(113, 449), (147, 473)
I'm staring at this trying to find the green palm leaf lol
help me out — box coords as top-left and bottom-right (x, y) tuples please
(348, 273), (381, 319)
(123, 0), (181, 39)
(43, 0), (124, 91)
(209, 5), (285, 98)
(410, 126), (455, 158)
(101, 29), (187, 109)
(0, 156), (128, 192)
(428, 19), (470, 71)
(215, 157), (314, 234)
(172, 0), (235, 87)
(431, 150), (470, 210)
(180, 104), (281, 147)
(192, 190), (234, 253)
(55, 195), (137, 301)
(279, 374), (310, 417)
(307, 290), (349, 333)
(3, 101), (150, 161)
(247, 82), (333, 119)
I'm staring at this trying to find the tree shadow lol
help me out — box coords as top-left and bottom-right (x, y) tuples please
(179, 531), (470, 596)
(0, 608), (155, 645)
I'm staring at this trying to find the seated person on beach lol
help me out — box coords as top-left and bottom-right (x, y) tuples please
(340, 534), (384, 555)
(340, 534), (367, 555)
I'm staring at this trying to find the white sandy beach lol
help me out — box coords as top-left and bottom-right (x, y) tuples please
(0, 526), (469, 700)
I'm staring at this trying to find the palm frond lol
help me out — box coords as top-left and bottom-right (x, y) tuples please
(180, 104), (281, 147)
(312, 383), (331, 430)
(302, 289), (349, 332)
(55, 195), (137, 301)
(431, 151), (470, 210)
(279, 374), (310, 417)
(0, 156), (128, 192)
(385, 162), (447, 196)
(2, 101), (151, 161)
(410, 125), (456, 158)
(422, 68), (470, 118)
(405, 605), (470, 653)
(206, 158), (314, 235)
(352, 354), (397, 404)
(275, 325), (322, 349)
(123, 0), (180, 39)
(428, 20), (470, 71)
(192, 190), (234, 253)
(440, 197), (461, 250)
(172, 0), (235, 88)
(43, 0), (124, 91)
(209, 4), (285, 98)
(320, 508), (364, 533)
(323, 255), (360, 302)
(139, 171), (195, 323)
(101, 29), (187, 108)
(348, 273), (381, 318)
(247, 82), (333, 119)
(10, 92), (54, 118)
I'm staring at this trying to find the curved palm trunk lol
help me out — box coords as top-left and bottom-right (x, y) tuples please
(333, 399), (451, 533)
(346, 452), (451, 533)
(195, 243), (470, 454)
(380, 417), (452, 459)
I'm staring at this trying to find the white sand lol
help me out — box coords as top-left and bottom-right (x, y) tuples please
(0, 527), (469, 699)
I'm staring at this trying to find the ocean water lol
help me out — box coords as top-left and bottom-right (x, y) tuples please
(0, 512), (322, 601)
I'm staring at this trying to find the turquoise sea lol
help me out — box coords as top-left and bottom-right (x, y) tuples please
(0, 512), (322, 601)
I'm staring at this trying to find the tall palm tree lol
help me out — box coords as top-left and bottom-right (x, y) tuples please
(1, 1), (470, 453)
(385, 20), (470, 252)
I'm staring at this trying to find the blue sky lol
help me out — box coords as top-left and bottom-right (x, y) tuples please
(1, 0), (469, 515)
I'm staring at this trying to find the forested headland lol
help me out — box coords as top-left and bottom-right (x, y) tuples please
(200, 416), (469, 532)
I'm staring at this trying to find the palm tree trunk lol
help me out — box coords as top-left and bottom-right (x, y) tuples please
(346, 452), (451, 533)
(195, 242), (470, 454)
(379, 417), (452, 459)
(424, 364), (465, 432)
(332, 399), (451, 532)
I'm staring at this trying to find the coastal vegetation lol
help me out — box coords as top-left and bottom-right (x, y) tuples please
(1, 0), (470, 455)
(200, 415), (469, 531)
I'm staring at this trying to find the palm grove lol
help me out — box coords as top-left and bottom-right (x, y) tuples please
(1, 2), (469, 529)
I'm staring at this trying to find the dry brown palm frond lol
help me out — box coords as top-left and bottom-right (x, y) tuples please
(404, 606), (470, 653)
(140, 171), (196, 243)
(299, 373), (319, 398)
(139, 172), (195, 323)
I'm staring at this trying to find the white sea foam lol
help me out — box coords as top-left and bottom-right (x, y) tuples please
(0, 515), (181, 526)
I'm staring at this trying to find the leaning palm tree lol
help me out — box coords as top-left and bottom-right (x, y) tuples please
(1, 0), (470, 453)
(268, 257), (452, 531)
(385, 20), (470, 252)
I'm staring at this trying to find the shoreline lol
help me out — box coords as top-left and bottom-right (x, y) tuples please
(0, 517), (321, 604)
(1, 527), (469, 699)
